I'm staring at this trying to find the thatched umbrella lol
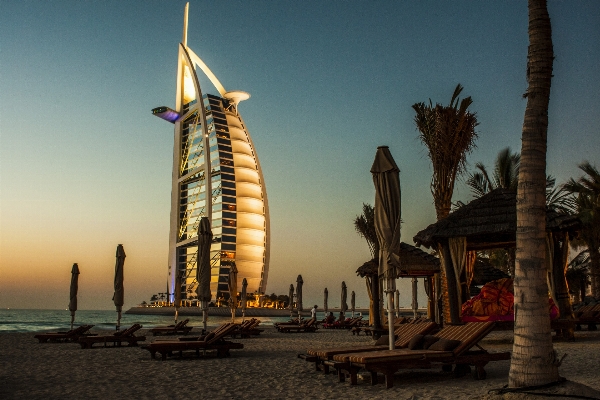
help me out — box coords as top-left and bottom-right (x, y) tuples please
(351, 290), (356, 318)
(196, 216), (213, 331)
(341, 281), (348, 317)
(371, 146), (402, 349)
(324, 288), (328, 312)
(69, 263), (80, 330)
(174, 270), (183, 324)
(228, 263), (238, 322)
(288, 284), (294, 318)
(113, 244), (126, 331)
(296, 275), (304, 319)
(241, 278), (248, 321)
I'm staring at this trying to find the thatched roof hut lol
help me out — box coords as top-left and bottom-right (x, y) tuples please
(355, 243), (440, 277)
(413, 188), (580, 250)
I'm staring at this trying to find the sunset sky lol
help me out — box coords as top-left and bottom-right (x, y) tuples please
(1, 1), (599, 311)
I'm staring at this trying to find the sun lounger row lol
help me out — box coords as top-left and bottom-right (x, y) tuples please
(229, 318), (263, 338)
(142, 322), (243, 360)
(300, 321), (510, 389)
(322, 316), (364, 330)
(34, 325), (96, 343)
(150, 319), (193, 336)
(277, 318), (318, 333)
(78, 324), (146, 349)
(299, 321), (438, 374)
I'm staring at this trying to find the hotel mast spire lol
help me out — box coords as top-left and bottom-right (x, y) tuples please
(182, 2), (189, 47)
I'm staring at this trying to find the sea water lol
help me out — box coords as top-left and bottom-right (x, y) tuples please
(0, 309), (344, 333)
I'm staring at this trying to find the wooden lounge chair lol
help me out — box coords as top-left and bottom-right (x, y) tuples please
(34, 325), (96, 343)
(78, 324), (146, 349)
(149, 319), (193, 336)
(299, 321), (438, 374)
(328, 321), (510, 388)
(575, 304), (600, 331)
(230, 319), (263, 338)
(277, 318), (318, 333)
(141, 322), (243, 360)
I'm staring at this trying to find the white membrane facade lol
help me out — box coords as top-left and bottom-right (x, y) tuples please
(153, 4), (269, 303)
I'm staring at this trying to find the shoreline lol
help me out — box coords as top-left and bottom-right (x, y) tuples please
(2, 327), (599, 399)
(125, 306), (374, 317)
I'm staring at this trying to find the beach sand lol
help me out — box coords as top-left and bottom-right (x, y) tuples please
(2, 327), (599, 400)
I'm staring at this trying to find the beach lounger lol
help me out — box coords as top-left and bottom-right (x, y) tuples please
(575, 304), (600, 331)
(142, 322), (243, 360)
(277, 318), (318, 333)
(299, 321), (438, 374)
(34, 325), (96, 343)
(230, 318), (263, 338)
(328, 321), (510, 388)
(149, 319), (193, 336)
(78, 324), (146, 349)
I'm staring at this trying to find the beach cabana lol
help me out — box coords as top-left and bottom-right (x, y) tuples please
(413, 188), (581, 333)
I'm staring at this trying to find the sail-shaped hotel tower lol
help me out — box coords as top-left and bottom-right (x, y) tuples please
(153, 4), (269, 302)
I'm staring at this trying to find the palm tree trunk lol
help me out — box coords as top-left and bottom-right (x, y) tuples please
(509, 0), (558, 387)
(590, 245), (600, 298)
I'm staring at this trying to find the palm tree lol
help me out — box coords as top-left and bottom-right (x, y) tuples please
(353, 203), (379, 258)
(466, 148), (574, 276)
(467, 148), (573, 213)
(354, 203), (382, 330)
(564, 162), (600, 297)
(413, 84), (478, 324)
(413, 83), (479, 221)
(509, 0), (559, 387)
(466, 147), (520, 197)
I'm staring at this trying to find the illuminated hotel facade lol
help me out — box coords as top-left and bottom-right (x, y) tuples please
(153, 4), (269, 302)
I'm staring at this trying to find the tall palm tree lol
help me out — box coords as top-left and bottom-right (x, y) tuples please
(564, 162), (600, 297)
(354, 203), (379, 258)
(509, 0), (559, 387)
(414, 84), (478, 324)
(413, 84), (479, 221)
(354, 203), (383, 330)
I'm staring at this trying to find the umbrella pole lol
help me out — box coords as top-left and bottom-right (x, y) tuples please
(242, 308), (245, 322)
(70, 314), (74, 331)
(175, 308), (179, 325)
(117, 311), (121, 332)
(386, 279), (396, 350)
(202, 301), (208, 332)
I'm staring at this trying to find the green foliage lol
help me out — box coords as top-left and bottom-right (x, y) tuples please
(413, 84), (479, 220)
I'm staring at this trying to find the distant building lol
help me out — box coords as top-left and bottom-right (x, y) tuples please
(153, 4), (269, 302)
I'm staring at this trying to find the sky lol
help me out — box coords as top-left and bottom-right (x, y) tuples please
(1, 1), (599, 311)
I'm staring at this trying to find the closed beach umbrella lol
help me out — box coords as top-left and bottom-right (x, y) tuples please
(69, 263), (80, 330)
(351, 290), (355, 317)
(228, 263), (238, 322)
(174, 270), (183, 323)
(196, 216), (213, 331)
(296, 275), (304, 312)
(341, 281), (348, 315)
(113, 244), (126, 331)
(371, 146), (402, 349)
(241, 278), (248, 321)
(288, 284), (294, 318)
(324, 288), (328, 312)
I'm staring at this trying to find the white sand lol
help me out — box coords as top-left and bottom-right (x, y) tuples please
(2, 327), (600, 399)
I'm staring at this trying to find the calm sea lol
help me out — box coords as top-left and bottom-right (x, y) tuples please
(0, 309), (339, 333)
